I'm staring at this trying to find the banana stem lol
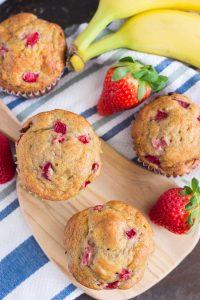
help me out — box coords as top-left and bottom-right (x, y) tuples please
(73, 5), (113, 52)
(83, 32), (125, 61)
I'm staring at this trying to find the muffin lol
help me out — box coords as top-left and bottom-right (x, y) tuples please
(0, 13), (66, 97)
(16, 109), (101, 201)
(64, 200), (154, 290)
(132, 93), (200, 176)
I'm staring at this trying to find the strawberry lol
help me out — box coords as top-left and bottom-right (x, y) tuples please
(81, 245), (93, 266)
(92, 204), (104, 212)
(0, 45), (8, 57)
(149, 178), (200, 234)
(25, 32), (39, 47)
(81, 180), (91, 189)
(0, 133), (15, 184)
(125, 228), (137, 239)
(22, 72), (39, 83)
(117, 269), (132, 281)
(53, 121), (67, 134)
(97, 56), (168, 116)
(104, 281), (120, 290)
(78, 135), (90, 144)
(92, 162), (99, 172)
(175, 99), (190, 109)
(40, 162), (54, 181)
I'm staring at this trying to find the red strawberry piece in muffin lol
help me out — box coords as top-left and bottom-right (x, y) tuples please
(125, 228), (137, 239)
(81, 180), (91, 189)
(81, 246), (93, 266)
(52, 134), (65, 144)
(92, 162), (99, 172)
(104, 281), (120, 289)
(41, 162), (54, 180)
(145, 155), (160, 166)
(92, 204), (104, 212)
(154, 110), (168, 121)
(20, 122), (33, 133)
(22, 72), (39, 83)
(152, 137), (167, 151)
(53, 121), (67, 134)
(52, 121), (67, 144)
(118, 269), (132, 281)
(175, 99), (190, 109)
(0, 45), (8, 57)
(78, 135), (90, 144)
(25, 32), (39, 47)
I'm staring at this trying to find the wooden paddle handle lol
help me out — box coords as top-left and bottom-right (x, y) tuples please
(0, 100), (21, 142)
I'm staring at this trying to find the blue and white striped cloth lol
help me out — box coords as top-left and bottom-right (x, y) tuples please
(1, 21), (200, 300)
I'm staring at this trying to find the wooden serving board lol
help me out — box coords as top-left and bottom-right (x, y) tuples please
(0, 100), (200, 300)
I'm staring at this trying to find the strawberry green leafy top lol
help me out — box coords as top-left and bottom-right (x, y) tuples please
(111, 56), (168, 100)
(181, 178), (200, 232)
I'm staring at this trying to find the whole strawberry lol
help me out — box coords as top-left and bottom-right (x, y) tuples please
(149, 178), (200, 234)
(0, 133), (15, 184)
(97, 56), (168, 116)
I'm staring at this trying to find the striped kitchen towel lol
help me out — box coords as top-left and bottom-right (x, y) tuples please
(1, 21), (200, 300)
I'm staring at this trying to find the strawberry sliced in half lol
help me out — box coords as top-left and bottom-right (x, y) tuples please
(97, 56), (168, 116)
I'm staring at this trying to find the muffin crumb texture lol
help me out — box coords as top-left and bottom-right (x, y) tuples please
(64, 200), (154, 290)
(0, 13), (66, 95)
(132, 93), (200, 176)
(16, 109), (101, 201)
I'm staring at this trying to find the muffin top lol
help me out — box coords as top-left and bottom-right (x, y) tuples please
(132, 93), (200, 176)
(64, 200), (154, 290)
(0, 13), (66, 95)
(16, 110), (101, 201)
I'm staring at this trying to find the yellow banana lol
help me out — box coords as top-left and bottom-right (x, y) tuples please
(71, 10), (200, 72)
(69, 0), (200, 71)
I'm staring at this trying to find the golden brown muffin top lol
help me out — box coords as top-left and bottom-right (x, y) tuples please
(16, 109), (102, 201)
(64, 200), (154, 290)
(132, 93), (200, 176)
(0, 13), (66, 94)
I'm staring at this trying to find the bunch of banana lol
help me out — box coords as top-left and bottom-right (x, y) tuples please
(68, 0), (200, 72)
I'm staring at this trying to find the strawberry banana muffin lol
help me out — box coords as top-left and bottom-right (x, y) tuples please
(16, 110), (101, 201)
(132, 93), (200, 176)
(0, 13), (66, 97)
(64, 200), (154, 290)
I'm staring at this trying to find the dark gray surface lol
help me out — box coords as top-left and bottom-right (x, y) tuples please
(0, 0), (98, 25)
(0, 1), (199, 299)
